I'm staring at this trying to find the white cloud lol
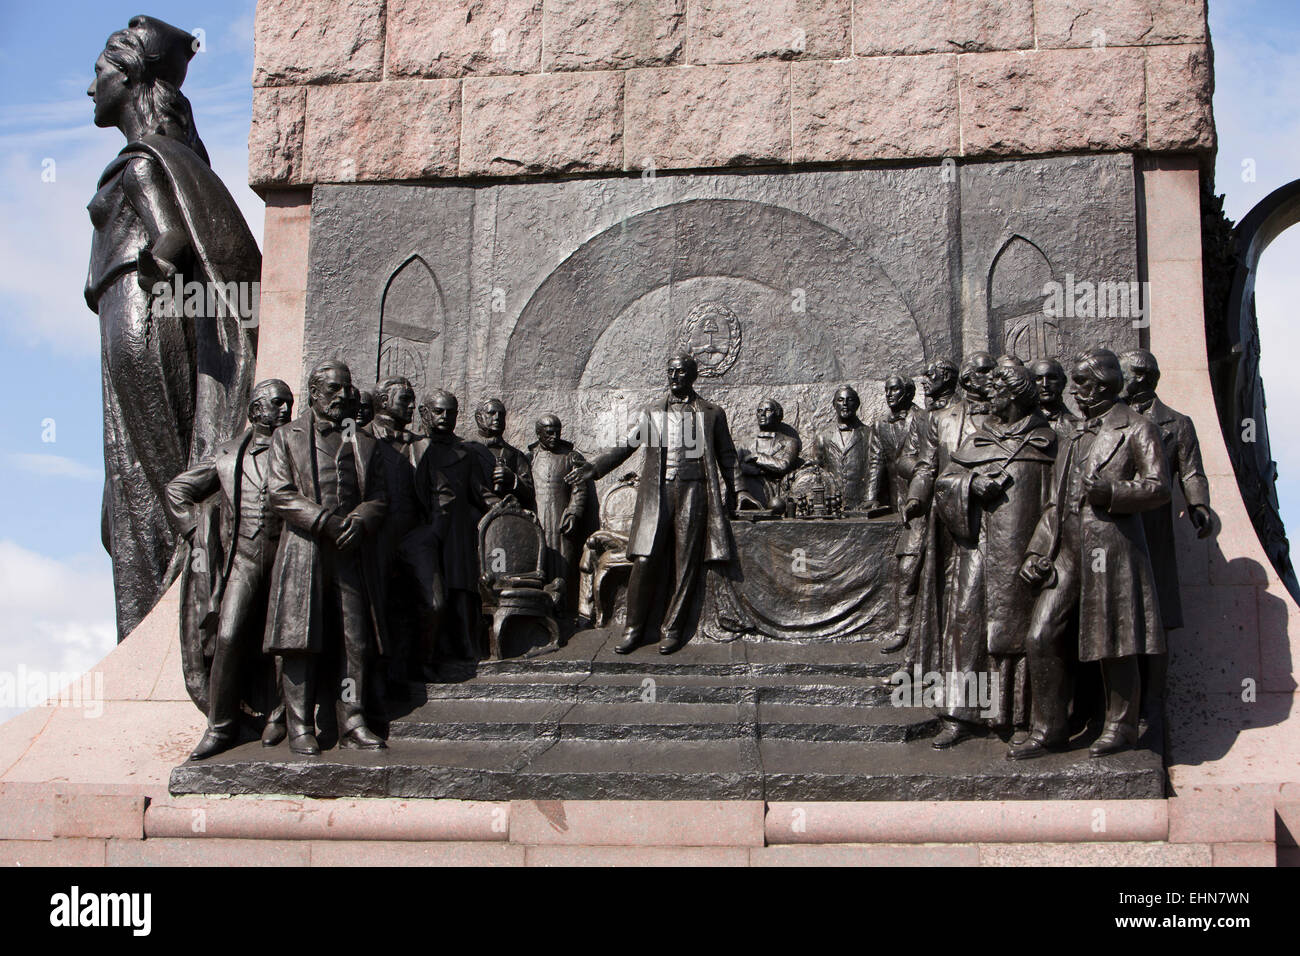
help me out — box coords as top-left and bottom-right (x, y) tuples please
(6, 452), (101, 481)
(0, 541), (115, 723)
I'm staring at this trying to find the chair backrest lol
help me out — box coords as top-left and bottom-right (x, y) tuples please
(600, 474), (639, 537)
(479, 498), (546, 578)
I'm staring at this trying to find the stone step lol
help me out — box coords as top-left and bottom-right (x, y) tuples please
(469, 657), (900, 679)
(170, 731), (1165, 801)
(385, 699), (937, 742)
(400, 677), (895, 707)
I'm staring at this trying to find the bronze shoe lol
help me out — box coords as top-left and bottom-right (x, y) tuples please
(189, 730), (236, 761)
(614, 630), (641, 654)
(658, 632), (683, 655)
(931, 720), (975, 750)
(1006, 732), (1066, 761)
(1089, 726), (1138, 758)
(340, 725), (387, 750)
(288, 733), (321, 756)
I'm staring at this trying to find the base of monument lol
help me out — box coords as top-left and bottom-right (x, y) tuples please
(168, 629), (1166, 801)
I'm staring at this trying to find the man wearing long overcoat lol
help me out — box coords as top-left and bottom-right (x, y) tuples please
(932, 365), (1056, 740)
(571, 352), (741, 655)
(903, 352), (996, 694)
(263, 360), (389, 755)
(1011, 349), (1170, 760)
(165, 379), (294, 758)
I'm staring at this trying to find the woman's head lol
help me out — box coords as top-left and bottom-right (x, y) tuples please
(90, 16), (208, 164)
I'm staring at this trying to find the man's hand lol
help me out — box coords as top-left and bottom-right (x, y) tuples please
(334, 514), (363, 552)
(971, 474), (1001, 501)
(903, 497), (926, 520)
(1189, 503), (1212, 539)
(560, 511), (577, 536)
(566, 462), (597, 485)
(492, 462), (509, 492)
(1083, 473), (1113, 508)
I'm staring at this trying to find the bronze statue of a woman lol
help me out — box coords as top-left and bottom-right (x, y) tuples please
(86, 16), (260, 639)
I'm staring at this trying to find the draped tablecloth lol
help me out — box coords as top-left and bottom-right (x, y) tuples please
(700, 516), (901, 642)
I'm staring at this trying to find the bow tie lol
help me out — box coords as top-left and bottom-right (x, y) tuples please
(837, 423), (855, 431)
(315, 420), (345, 436)
(482, 436), (504, 448)
(967, 402), (992, 415)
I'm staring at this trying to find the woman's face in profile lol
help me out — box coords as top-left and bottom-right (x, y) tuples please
(88, 52), (130, 129)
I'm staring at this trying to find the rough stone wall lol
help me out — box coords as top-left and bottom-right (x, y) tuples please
(248, 0), (1215, 189)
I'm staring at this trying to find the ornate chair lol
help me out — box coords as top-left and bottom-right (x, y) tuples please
(478, 498), (562, 660)
(577, 472), (639, 627)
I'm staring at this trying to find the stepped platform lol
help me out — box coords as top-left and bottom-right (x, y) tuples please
(170, 628), (1165, 801)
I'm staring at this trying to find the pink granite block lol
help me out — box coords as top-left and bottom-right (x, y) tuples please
(386, 0), (542, 79)
(253, 0), (386, 86)
(0, 784), (53, 840)
(0, 701), (204, 789)
(526, 845), (750, 866)
(958, 48), (1146, 157)
(1145, 276), (1212, 378)
(259, 191), (313, 296)
(254, 290), (308, 390)
(1141, 158), (1203, 265)
(310, 841), (526, 866)
(1169, 790), (1276, 843)
(543, 0), (685, 71)
(688, 0), (852, 64)
(1146, 44), (1216, 152)
(1034, 0), (1208, 49)
(1212, 842), (1276, 867)
(303, 80), (461, 183)
(765, 800), (1167, 844)
(147, 797), (509, 842)
(624, 62), (791, 171)
(854, 0), (1034, 56)
(0, 838), (106, 867)
(148, 620), (191, 702)
(751, 844), (980, 866)
(0, 708), (55, 779)
(249, 87), (306, 188)
(52, 792), (145, 840)
(95, 581), (180, 702)
(792, 55), (959, 163)
(107, 838), (312, 867)
(980, 842), (1212, 866)
(459, 72), (624, 176)
(508, 800), (765, 846)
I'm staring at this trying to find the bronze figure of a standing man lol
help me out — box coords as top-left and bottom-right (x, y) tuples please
(263, 361), (389, 755)
(1011, 349), (1169, 760)
(166, 379), (294, 759)
(569, 353), (741, 655)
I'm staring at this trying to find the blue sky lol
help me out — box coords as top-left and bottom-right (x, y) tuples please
(0, 1), (1296, 716)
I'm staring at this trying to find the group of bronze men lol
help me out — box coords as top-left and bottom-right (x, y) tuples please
(850, 348), (1210, 759)
(164, 361), (593, 759)
(165, 344), (1209, 765)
